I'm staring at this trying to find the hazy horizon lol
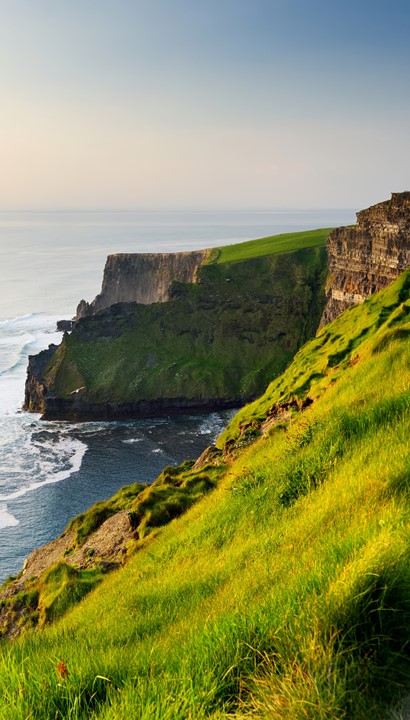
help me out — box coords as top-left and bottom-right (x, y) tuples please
(1, 1), (409, 211)
(0, 205), (359, 213)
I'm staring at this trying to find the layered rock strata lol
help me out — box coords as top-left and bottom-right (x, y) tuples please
(321, 192), (410, 326)
(76, 249), (209, 318)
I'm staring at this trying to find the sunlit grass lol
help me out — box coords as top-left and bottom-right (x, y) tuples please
(206, 227), (331, 264)
(0, 270), (409, 718)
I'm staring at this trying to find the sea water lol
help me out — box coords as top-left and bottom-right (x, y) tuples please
(0, 208), (356, 581)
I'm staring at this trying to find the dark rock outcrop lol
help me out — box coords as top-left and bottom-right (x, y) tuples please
(76, 250), (209, 318)
(35, 395), (245, 422)
(24, 345), (58, 414)
(321, 192), (410, 326)
(56, 320), (73, 332)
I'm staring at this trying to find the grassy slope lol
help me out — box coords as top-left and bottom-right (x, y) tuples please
(45, 242), (327, 405)
(207, 227), (330, 264)
(1, 271), (410, 719)
(218, 264), (410, 446)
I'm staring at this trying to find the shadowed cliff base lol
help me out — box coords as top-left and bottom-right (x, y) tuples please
(32, 394), (246, 422)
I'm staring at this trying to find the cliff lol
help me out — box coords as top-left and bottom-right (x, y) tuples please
(321, 191), (410, 325)
(24, 229), (329, 420)
(76, 249), (209, 318)
(24, 344), (58, 414)
(3, 268), (410, 720)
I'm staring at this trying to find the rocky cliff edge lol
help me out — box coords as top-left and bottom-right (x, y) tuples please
(321, 191), (410, 326)
(76, 249), (209, 318)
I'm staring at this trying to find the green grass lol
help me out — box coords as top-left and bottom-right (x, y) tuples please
(130, 462), (222, 539)
(0, 463), (225, 635)
(218, 268), (410, 447)
(67, 481), (146, 547)
(206, 227), (331, 264)
(1, 270), (410, 719)
(67, 460), (220, 548)
(38, 564), (105, 626)
(43, 244), (327, 410)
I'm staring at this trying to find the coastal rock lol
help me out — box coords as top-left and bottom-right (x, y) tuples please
(192, 445), (223, 471)
(39, 394), (245, 421)
(76, 249), (209, 318)
(56, 319), (73, 331)
(321, 192), (410, 326)
(24, 344), (58, 414)
(24, 246), (327, 420)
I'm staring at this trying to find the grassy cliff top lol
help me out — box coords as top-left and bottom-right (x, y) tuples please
(2, 268), (410, 719)
(206, 226), (331, 264)
(38, 244), (327, 411)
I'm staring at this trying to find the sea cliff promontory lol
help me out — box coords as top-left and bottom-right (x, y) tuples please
(24, 194), (410, 421)
(24, 228), (330, 419)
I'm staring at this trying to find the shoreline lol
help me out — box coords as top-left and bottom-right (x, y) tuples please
(37, 395), (246, 422)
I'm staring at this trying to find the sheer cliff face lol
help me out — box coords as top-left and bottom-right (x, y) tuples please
(321, 192), (410, 326)
(25, 246), (328, 420)
(76, 250), (209, 318)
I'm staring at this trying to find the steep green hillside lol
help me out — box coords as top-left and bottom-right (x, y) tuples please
(2, 270), (410, 719)
(26, 233), (328, 419)
(219, 264), (410, 447)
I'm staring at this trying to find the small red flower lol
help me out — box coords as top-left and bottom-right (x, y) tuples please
(57, 659), (69, 680)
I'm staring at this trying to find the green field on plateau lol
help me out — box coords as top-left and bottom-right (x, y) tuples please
(207, 227), (331, 264)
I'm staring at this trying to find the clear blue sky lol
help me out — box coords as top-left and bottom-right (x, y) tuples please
(1, 0), (409, 209)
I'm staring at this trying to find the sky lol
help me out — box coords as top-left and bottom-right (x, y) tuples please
(0, 0), (409, 210)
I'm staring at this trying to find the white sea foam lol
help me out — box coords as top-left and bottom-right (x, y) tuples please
(0, 436), (87, 502)
(0, 314), (61, 411)
(122, 437), (143, 444)
(0, 315), (59, 354)
(0, 504), (19, 529)
(0, 313), (88, 510)
(0, 332), (34, 347)
(198, 414), (219, 435)
(0, 313), (42, 328)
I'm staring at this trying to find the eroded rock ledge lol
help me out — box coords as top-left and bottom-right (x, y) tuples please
(76, 249), (209, 318)
(321, 192), (410, 326)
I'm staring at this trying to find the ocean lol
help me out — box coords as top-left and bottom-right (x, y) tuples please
(0, 208), (356, 582)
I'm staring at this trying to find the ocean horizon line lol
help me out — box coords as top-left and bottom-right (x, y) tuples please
(0, 207), (358, 215)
